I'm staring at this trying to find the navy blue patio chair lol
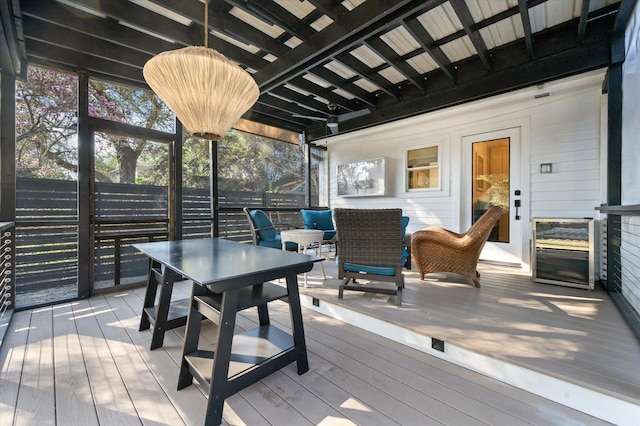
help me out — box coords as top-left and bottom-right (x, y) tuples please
(243, 207), (297, 250)
(300, 209), (337, 250)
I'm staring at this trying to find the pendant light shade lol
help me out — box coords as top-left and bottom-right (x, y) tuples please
(143, 46), (259, 140)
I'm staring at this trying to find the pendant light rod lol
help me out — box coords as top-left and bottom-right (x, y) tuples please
(204, 0), (208, 48)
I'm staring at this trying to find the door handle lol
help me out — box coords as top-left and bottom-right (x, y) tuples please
(514, 199), (521, 220)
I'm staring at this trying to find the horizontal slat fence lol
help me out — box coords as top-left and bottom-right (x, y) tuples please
(14, 178), (306, 306)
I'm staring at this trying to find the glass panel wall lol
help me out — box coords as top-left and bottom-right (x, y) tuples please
(14, 67), (78, 307)
(182, 136), (212, 239)
(217, 129), (306, 237)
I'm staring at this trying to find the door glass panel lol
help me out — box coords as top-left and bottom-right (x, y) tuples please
(14, 67), (79, 308)
(94, 133), (169, 290)
(472, 138), (510, 243)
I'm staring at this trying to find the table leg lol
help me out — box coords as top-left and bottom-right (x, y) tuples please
(317, 242), (326, 279)
(149, 268), (176, 350)
(300, 246), (309, 287)
(177, 283), (204, 390)
(205, 289), (240, 426)
(139, 259), (158, 332)
(254, 284), (270, 326)
(285, 273), (309, 375)
(139, 259), (177, 350)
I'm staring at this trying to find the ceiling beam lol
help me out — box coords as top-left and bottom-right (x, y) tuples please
(333, 52), (400, 99)
(363, 35), (426, 92)
(518, 0), (535, 58)
(401, 17), (456, 82)
(449, 0), (491, 71)
(253, 0), (444, 92)
(308, 64), (378, 107)
(578, 0), (591, 43)
(307, 14), (614, 140)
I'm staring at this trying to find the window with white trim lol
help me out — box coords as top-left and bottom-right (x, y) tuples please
(406, 145), (439, 190)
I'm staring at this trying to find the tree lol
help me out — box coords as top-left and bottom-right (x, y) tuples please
(89, 79), (173, 184)
(16, 67), (79, 180)
(16, 66), (305, 193)
(16, 66), (174, 183)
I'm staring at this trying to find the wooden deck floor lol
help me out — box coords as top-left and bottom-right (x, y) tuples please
(298, 258), (640, 424)
(0, 267), (622, 426)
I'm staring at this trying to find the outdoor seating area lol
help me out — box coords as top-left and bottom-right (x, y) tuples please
(2, 1), (640, 425)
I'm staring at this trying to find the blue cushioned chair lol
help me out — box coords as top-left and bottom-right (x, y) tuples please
(401, 216), (410, 268)
(300, 209), (337, 249)
(334, 208), (405, 306)
(243, 207), (297, 250)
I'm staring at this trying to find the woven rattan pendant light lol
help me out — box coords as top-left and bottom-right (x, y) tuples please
(143, 1), (259, 140)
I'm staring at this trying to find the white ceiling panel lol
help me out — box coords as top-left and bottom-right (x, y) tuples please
(406, 52), (439, 74)
(480, 17), (523, 50)
(332, 88), (355, 100)
(380, 26), (421, 56)
(466, 0), (521, 49)
(417, 3), (463, 41)
(324, 61), (357, 79)
(311, 15), (334, 32)
(440, 36), (476, 62)
(229, 6), (285, 38)
(303, 73), (331, 88)
(353, 78), (380, 93)
(274, 0), (315, 20)
(378, 67), (406, 84)
(350, 45), (386, 68)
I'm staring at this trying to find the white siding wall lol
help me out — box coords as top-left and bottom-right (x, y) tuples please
(324, 70), (606, 268)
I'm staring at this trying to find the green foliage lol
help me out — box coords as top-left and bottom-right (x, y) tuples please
(15, 66), (305, 194)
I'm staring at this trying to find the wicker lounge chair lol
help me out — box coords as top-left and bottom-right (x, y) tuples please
(334, 208), (405, 306)
(411, 206), (505, 287)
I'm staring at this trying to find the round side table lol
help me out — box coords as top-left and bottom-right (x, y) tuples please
(280, 229), (326, 286)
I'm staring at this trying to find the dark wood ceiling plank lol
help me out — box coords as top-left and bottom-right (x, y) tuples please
(256, 94), (304, 117)
(286, 76), (359, 112)
(152, 0), (289, 57)
(401, 18), (456, 82)
(20, 0), (176, 56)
(22, 16), (149, 69)
(268, 86), (330, 116)
(148, 0), (224, 28)
(253, 0), (439, 92)
(449, 0), (491, 70)
(250, 101), (308, 125)
(305, 0), (348, 21)
(241, 109), (305, 134)
(26, 39), (144, 84)
(225, 0), (316, 40)
(308, 65), (378, 107)
(518, 0), (535, 58)
(306, 12), (614, 140)
(66, 0), (202, 47)
(0, 0), (25, 76)
(334, 52), (400, 99)
(220, 14), (290, 57)
(471, 0), (547, 32)
(363, 35), (426, 92)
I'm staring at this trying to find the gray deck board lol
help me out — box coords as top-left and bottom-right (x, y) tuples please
(0, 261), (633, 425)
(298, 260), (640, 404)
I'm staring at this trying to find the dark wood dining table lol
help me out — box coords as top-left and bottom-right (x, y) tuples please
(133, 237), (318, 425)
